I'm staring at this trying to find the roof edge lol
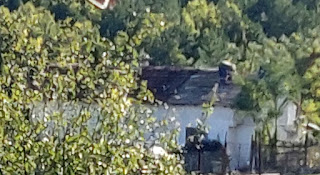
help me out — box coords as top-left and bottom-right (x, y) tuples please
(142, 66), (219, 72)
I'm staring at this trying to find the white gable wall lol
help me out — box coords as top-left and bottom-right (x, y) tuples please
(151, 105), (255, 170)
(277, 101), (300, 142)
(227, 117), (255, 169)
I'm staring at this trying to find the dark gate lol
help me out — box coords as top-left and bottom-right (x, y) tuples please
(184, 127), (229, 174)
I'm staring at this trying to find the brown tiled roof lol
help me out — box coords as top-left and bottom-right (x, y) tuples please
(141, 66), (241, 106)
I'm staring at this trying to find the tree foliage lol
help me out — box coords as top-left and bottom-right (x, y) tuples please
(0, 3), (184, 174)
(3, 0), (320, 171)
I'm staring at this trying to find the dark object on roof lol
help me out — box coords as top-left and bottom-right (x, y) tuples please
(219, 60), (236, 85)
(141, 66), (241, 106)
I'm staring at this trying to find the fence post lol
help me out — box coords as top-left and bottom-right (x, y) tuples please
(198, 149), (201, 173)
(258, 131), (262, 175)
(304, 132), (308, 166)
(250, 135), (254, 172)
(285, 151), (288, 173)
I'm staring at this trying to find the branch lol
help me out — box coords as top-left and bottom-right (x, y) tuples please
(296, 52), (320, 75)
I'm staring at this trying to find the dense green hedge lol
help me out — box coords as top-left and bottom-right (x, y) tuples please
(0, 3), (184, 174)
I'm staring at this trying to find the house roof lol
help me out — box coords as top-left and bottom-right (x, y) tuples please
(141, 66), (241, 107)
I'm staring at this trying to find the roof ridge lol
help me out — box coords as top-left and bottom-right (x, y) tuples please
(142, 66), (219, 72)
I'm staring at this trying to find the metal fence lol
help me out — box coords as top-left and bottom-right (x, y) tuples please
(250, 137), (320, 174)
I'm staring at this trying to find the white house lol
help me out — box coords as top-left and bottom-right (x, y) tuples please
(141, 65), (309, 170)
(29, 64), (301, 171)
(141, 66), (255, 170)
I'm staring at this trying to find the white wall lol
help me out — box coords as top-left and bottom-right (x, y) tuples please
(30, 101), (255, 170)
(228, 117), (255, 169)
(152, 105), (255, 170)
(152, 106), (235, 145)
(277, 100), (300, 142)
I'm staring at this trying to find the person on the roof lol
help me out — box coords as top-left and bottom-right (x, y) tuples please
(219, 59), (236, 85)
